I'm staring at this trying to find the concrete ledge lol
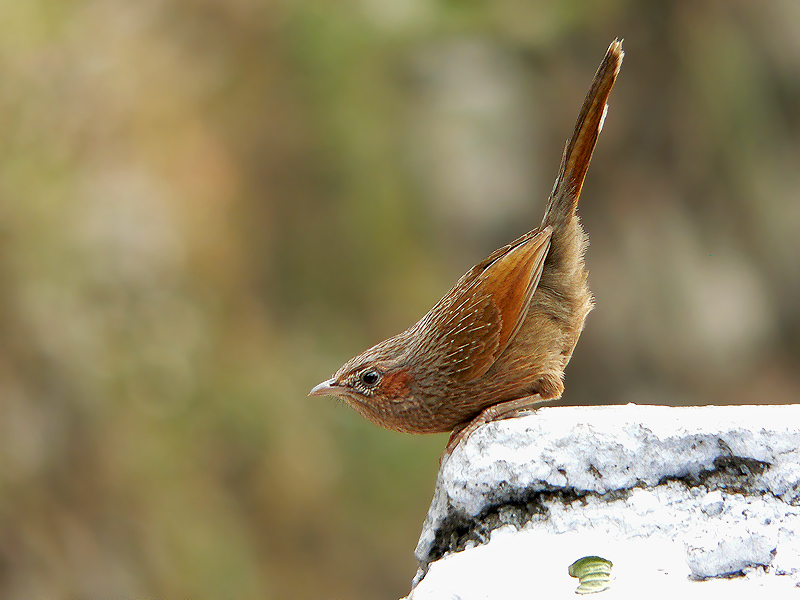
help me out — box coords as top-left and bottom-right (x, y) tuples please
(408, 404), (800, 598)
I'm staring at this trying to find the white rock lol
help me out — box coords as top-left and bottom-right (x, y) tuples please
(408, 404), (800, 598)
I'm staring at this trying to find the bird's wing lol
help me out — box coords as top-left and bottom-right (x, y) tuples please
(416, 227), (552, 383)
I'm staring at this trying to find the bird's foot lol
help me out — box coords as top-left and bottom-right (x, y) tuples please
(440, 393), (545, 464)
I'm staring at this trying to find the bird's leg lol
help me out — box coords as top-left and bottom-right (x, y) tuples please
(441, 393), (545, 462)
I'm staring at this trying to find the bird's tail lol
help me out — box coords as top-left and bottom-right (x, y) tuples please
(542, 40), (624, 229)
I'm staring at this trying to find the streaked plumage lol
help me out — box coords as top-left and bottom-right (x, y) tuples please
(310, 41), (624, 438)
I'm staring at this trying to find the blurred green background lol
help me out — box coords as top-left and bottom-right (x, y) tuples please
(1, 1), (799, 598)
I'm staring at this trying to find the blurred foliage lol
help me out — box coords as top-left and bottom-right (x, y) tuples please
(0, 0), (798, 598)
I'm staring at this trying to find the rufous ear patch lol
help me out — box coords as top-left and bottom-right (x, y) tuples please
(381, 369), (413, 400)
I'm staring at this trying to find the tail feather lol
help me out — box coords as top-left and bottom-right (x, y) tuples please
(542, 40), (624, 228)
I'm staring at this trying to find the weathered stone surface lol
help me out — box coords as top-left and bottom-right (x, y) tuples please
(408, 404), (800, 598)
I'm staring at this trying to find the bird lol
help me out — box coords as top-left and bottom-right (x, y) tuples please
(310, 40), (623, 455)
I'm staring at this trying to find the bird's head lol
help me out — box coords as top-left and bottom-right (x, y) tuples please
(308, 336), (431, 432)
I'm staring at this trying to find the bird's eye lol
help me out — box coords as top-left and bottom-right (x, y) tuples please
(360, 370), (380, 387)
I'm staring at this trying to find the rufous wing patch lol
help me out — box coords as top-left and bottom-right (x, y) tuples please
(446, 227), (552, 383)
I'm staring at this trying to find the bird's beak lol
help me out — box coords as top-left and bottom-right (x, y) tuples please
(309, 378), (339, 397)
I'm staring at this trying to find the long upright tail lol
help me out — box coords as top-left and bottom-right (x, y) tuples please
(542, 40), (623, 229)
